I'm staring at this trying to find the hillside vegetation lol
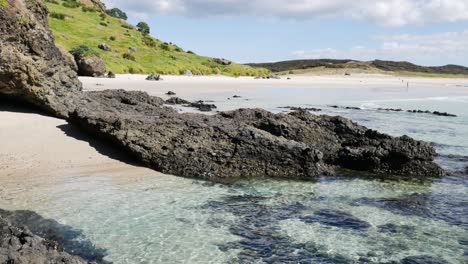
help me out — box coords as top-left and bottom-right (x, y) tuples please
(46, 0), (268, 76)
(247, 59), (468, 77)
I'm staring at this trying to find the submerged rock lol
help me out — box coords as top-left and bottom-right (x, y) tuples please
(400, 255), (449, 264)
(0, 0), (82, 118)
(300, 209), (371, 230)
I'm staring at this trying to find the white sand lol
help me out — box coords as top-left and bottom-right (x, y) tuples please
(1, 74), (467, 185)
(81, 74), (468, 99)
(0, 105), (161, 190)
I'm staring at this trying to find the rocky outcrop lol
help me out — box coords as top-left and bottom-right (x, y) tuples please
(0, 0), (82, 117)
(0, 216), (89, 264)
(69, 90), (444, 181)
(77, 56), (106, 77)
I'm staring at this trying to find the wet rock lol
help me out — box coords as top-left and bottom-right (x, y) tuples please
(107, 71), (116, 78)
(77, 56), (106, 77)
(166, 91), (176, 96)
(0, 209), (108, 263)
(377, 108), (403, 112)
(433, 111), (457, 117)
(0, 216), (89, 264)
(145, 74), (162, 81)
(400, 255), (449, 264)
(165, 97), (190, 105)
(280, 106), (322, 112)
(98, 43), (111, 51)
(300, 209), (371, 230)
(189, 100), (217, 112)
(407, 110), (457, 117)
(0, 0), (82, 118)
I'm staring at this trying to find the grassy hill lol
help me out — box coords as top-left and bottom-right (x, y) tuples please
(46, 0), (269, 76)
(247, 59), (468, 77)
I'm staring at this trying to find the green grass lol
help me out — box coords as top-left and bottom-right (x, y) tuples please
(0, 0), (8, 9)
(46, 1), (269, 76)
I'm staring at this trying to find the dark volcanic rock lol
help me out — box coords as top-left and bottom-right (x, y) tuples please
(0, 209), (109, 263)
(280, 106), (322, 112)
(189, 100), (217, 112)
(0, 0), (82, 117)
(165, 97), (190, 105)
(300, 209), (371, 230)
(77, 56), (106, 77)
(146, 74), (162, 81)
(0, 216), (89, 264)
(166, 91), (176, 96)
(69, 90), (444, 181)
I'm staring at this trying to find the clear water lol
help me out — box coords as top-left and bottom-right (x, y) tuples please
(1, 85), (468, 263)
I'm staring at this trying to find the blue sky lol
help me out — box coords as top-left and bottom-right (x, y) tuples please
(103, 0), (468, 66)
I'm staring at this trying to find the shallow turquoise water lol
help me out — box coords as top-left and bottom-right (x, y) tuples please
(1, 85), (467, 263)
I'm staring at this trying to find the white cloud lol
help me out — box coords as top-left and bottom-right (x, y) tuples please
(102, 0), (468, 26)
(291, 30), (468, 65)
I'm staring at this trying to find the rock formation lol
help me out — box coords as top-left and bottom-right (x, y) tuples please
(69, 90), (444, 181)
(0, 216), (89, 264)
(77, 56), (106, 77)
(0, 0), (82, 118)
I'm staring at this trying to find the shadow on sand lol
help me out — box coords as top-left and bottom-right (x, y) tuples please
(0, 97), (144, 168)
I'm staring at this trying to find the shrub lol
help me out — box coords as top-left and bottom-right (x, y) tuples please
(99, 22), (108, 27)
(106, 8), (127, 20)
(109, 36), (116, 41)
(187, 50), (195, 55)
(174, 47), (183, 52)
(45, 0), (59, 4)
(50, 12), (66, 20)
(62, 0), (81, 8)
(160, 43), (170, 51)
(142, 35), (156, 47)
(136, 21), (150, 34)
(121, 23), (134, 30)
(69, 45), (97, 59)
(81, 6), (97, 12)
(99, 13), (106, 20)
(123, 53), (136, 61)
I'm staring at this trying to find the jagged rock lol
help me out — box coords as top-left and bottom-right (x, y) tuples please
(0, 216), (89, 264)
(165, 97), (190, 105)
(107, 71), (116, 78)
(146, 74), (162, 81)
(213, 58), (232, 65)
(69, 90), (444, 181)
(280, 106), (322, 112)
(0, 0), (82, 118)
(189, 100), (217, 112)
(98, 43), (111, 51)
(77, 56), (106, 77)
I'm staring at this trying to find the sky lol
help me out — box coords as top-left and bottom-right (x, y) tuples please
(102, 0), (468, 66)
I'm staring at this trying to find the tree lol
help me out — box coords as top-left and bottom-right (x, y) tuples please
(136, 22), (150, 35)
(105, 8), (127, 20)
